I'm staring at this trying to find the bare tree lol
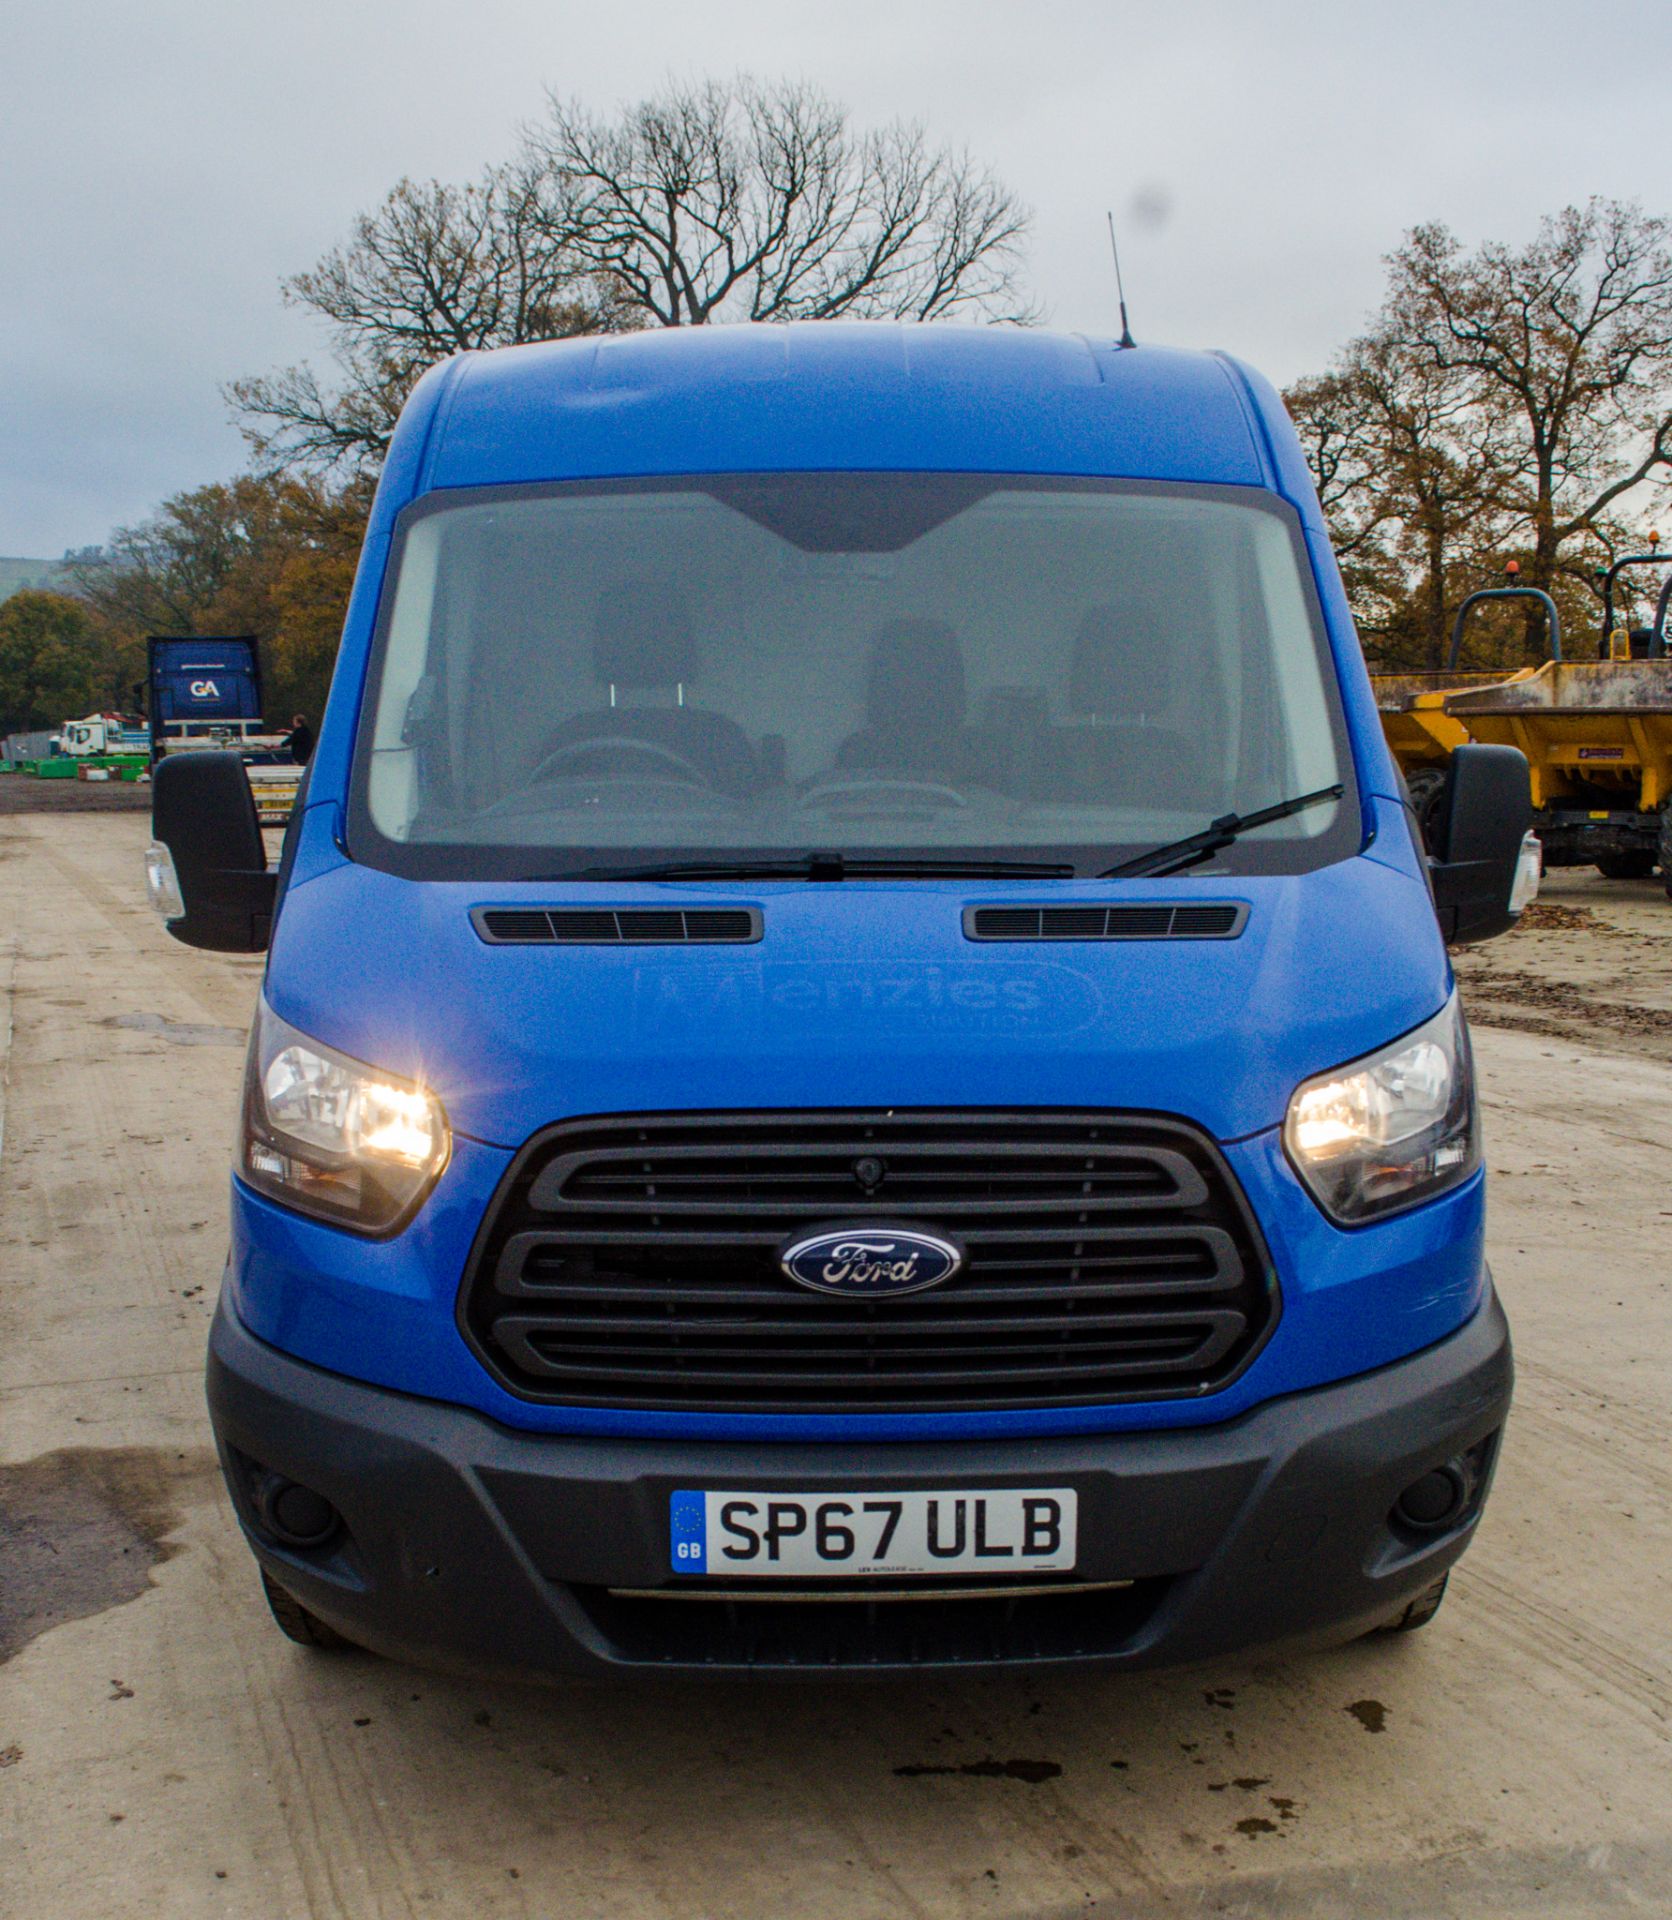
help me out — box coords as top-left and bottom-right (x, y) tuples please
(1289, 200), (1672, 666)
(71, 481), (268, 635)
(1286, 370), (1394, 561)
(69, 474), (373, 721)
(228, 168), (623, 471)
(230, 80), (1034, 473)
(1311, 336), (1518, 667)
(526, 76), (1033, 326)
(1288, 352), (1509, 668)
(1388, 200), (1672, 598)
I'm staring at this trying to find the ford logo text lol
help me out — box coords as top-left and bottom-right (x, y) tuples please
(779, 1226), (962, 1298)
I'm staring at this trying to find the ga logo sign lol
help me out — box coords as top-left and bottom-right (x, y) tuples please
(189, 679), (220, 698)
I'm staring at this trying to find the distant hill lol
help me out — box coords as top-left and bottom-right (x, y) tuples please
(0, 557), (74, 602)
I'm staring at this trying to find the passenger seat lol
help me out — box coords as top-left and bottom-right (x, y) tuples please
(1049, 600), (1192, 808)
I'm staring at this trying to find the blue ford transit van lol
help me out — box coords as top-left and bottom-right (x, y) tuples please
(150, 324), (1536, 1677)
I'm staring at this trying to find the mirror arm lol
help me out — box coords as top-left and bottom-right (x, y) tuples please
(1428, 856), (1508, 944)
(208, 867), (279, 912)
(206, 867), (278, 902)
(161, 864), (278, 952)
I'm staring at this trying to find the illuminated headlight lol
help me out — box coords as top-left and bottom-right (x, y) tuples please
(1283, 992), (1479, 1225)
(240, 1000), (449, 1233)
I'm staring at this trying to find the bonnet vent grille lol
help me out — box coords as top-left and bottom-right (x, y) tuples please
(966, 903), (1245, 942)
(473, 907), (762, 945)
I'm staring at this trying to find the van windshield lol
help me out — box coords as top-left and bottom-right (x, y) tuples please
(353, 474), (1355, 879)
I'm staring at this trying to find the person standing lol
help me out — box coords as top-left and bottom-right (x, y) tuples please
(283, 712), (316, 765)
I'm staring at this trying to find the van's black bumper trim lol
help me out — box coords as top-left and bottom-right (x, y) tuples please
(206, 1286), (1511, 1680)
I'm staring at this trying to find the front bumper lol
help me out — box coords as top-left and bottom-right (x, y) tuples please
(207, 1284), (1512, 1680)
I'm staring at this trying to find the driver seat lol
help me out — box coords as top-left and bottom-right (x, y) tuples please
(537, 584), (758, 795)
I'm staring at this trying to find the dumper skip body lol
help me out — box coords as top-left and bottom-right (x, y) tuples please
(149, 324), (1532, 1678)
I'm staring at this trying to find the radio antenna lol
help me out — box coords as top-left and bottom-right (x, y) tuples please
(1106, 210), (1136, 349)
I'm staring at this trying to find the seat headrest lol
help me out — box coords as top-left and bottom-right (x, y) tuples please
(1070, 596), (1175, 718)
(594, 583), (698, 689)
(866, 619), (966, 729)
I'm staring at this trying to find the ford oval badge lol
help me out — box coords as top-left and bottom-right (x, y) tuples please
(779, 1226), (962, 1298)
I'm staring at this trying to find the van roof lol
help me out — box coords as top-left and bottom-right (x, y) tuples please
(407, 323), (1281, 498)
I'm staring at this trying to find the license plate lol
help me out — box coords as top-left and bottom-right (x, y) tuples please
(669, 1488), (1076, 1577)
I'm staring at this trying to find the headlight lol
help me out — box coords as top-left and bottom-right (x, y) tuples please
(1283, 992), (1478, 1225)
(240, 1001), (449, 1233)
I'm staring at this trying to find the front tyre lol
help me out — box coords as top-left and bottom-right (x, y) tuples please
(1595, 851), (1655, 880)
(1373, 1572), (1449, 1635)
(1405, 768), (1449, 854)
(260, 1569), (358, 1651)
(1660, 804), (1672, 898)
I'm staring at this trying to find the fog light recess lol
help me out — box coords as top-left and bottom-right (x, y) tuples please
(254, 1473), (341, 1549)
(1394, 1464), (1468, 1532)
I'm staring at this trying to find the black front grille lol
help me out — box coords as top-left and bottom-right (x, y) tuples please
(459, 1111), (1277, 1413)
(569, 1578), (1169, 1667)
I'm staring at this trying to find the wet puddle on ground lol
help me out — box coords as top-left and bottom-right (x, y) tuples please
(100, 1012), (246, 1047)
(0, 1446), (217, 1662)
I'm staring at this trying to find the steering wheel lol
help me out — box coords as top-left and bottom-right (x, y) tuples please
(526, 735), (714, 789)
(797, 774), (971, 812)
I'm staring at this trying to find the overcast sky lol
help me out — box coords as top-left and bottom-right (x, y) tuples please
(4, 0), (1669, 556)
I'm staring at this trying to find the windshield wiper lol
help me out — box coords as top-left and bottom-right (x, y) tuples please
(566, 853), (1078, 882)
(1099, 785), (1345, 880)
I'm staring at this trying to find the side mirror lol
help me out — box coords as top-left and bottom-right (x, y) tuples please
(1428, 744), (1537, 944)
(147, 751), (276, 952)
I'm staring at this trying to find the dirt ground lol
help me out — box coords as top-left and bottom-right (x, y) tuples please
(0, 814), (1668, 1920)
(0, 772), (150, 814)
(1452, 869), (1672, 1062)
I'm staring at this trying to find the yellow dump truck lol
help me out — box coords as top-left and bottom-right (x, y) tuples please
(1434, 568), (1672, 887)
(1446, 657), (1672, 881)
(1369, 584), (1553, 844)
(1371, 670), (1527, 841)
